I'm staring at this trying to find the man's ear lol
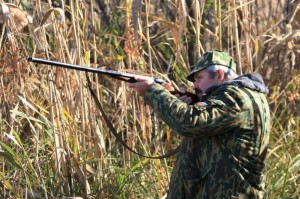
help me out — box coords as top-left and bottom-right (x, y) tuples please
(217, 69), (225, 82)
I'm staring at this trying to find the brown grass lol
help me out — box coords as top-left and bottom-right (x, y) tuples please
(0, 0), (299, 198)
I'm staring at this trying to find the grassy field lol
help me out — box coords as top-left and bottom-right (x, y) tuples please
(0, 0), (299, 198)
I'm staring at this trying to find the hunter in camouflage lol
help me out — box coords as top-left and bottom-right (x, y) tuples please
(128, 50), (270, 198)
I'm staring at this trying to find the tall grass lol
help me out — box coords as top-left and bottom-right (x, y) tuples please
(0, 0), (299, 198)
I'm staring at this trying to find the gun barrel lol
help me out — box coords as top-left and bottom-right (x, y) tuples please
(28, 57), (134, 78)
(28, 57), (165, 84)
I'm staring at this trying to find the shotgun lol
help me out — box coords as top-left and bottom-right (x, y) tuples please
(28, 57), (184, 159)
(28, 57), (165, 84)
(27, 57), (198, 102)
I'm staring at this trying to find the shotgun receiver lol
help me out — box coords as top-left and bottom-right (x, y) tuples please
(27, 57), (198, 102)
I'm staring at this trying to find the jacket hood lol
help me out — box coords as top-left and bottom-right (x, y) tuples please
(206, 73), (269, 94)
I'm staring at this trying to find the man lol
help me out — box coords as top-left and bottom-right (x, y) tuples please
(128, 50), (270, 198)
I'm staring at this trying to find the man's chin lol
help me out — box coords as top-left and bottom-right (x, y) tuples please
(195, 89), (203, 99)
(196, 93), (203, 100)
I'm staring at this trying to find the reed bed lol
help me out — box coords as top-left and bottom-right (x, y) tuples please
(0, 0), (299, 198)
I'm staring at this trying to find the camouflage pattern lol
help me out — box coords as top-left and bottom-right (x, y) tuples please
(187, 50), (237, 82)
(144, 73), (270, 198)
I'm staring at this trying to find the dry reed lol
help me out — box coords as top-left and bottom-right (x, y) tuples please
(0, 0), (299, 198)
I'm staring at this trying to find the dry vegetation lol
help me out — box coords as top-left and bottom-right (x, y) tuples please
(0, 0), (299, 198)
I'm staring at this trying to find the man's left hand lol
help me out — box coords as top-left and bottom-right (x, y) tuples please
(127, 75), (154, 96)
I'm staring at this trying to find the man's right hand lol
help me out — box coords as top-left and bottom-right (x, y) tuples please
(162, 82), (198, 104)
(176, 94), (194, 104)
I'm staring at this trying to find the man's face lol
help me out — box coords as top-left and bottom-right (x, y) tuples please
(193, 69), (220, 99)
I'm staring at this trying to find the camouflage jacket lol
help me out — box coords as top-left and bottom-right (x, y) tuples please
(144, 73), (270, 199)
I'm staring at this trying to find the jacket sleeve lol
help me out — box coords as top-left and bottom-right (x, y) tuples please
(144, 83), (249, 138)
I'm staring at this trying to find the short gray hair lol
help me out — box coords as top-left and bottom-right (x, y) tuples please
(205, 65), (238, 80)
